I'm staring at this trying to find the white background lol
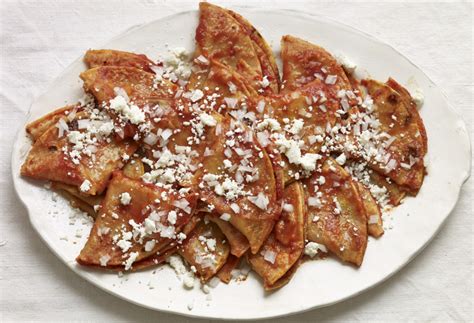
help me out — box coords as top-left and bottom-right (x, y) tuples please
(0, 0), (472, 321)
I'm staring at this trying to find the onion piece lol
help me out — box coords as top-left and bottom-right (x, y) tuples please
(224, 97), (238, 109)
(77, 119), (90, 129)
(248, 193), (269, 210)
(263, 250), (277, 264)
(56, 118), (69, 138)
(143, 133), (158, 145)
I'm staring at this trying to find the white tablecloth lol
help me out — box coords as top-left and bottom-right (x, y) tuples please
(1, 1), (472, 321)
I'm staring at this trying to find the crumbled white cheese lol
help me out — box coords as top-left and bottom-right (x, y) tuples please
(167, 254), (195, 289)
(200, 113), (217, 127)
(273, 135), (321, 172)
(287, 119), (304, 135)
(99, 254), (111, 267)
(56, 118), (69, 137)
(203, 174), (246, 201)
(308, 197), (321, 207)
(120, 192), (132, 205)
(117, 236), (132, 253)
(144, 240), (156, 252)
(190, 89), (204, 103)
(109, 95), (146, 125)
(406, 77), (424, 108)
(259, 76), (270, 88)
(299, 153), (321, 171)
(256, 100), (265, 114)
(325, 75), (338, 85)
(335, 53), (357, 74)
(124, 252), (139, 270)
(335, 153), (346, 165)
(173, 233), (185, 245)
(205, 238), (217, 252)
(256, 118), (281, 132)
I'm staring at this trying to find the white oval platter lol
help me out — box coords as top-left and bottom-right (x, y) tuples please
(11, 7), (471, 320)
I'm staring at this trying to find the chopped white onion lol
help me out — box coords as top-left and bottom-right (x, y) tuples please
(224, 97), (238, 109)
(256, 100), (265, 113)
(204, 148), (214, 156)
(143, 133), (158, 145)
(385, 159), (397, 173)
(368, 215), (379, 224)
(215, 124), (222, 135)
(263, 250), (277, 264)
(230, 203), (240, 213)
(248, 193), (269, 210)
(195, 55), (209, 65)
(282, 203), (294, 213)
(384, 136), (396, 147)
(77, 119), (91, 129)
(56, 118), (69, 137)
(113, 87), (130, 102)
(224, 148), (232, 158)
(161, 128), (173, 141)
(67, 108), (77, 121)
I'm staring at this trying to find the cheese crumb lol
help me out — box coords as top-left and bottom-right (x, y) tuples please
(200, 113), (217, 127)
(262, 250), (277, 264)
(120, 192), (132, 205)
(167, 255), (195, 289)
(259, 76), (270, 88)
(124, 252), (139, 270)
(407, 77), (424, 108)
(99, 254), (111, 267)
(190, 89), (204, 102)
(109, 95), (145, 125)
(335, 53), (357, 74)
(144, 240), (156, 252)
